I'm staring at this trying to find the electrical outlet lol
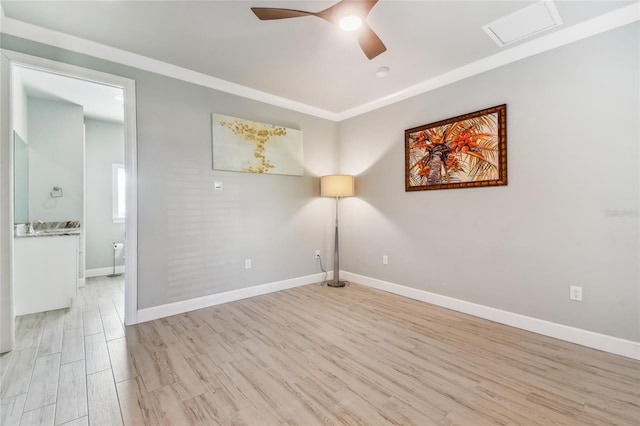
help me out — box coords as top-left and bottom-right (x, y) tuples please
(245, 259), (252, 269)
(315, 250), (320, 259)
(569, 285), (582, 301)
(382, 255), (389, 265)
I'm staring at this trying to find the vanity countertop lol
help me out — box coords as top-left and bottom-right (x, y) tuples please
(14, 220), (81, 238)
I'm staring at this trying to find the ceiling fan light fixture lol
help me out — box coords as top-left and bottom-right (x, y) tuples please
(339, 15), (362, 31)
(251, 0), (386, 60)
(375, 67), (389, 78)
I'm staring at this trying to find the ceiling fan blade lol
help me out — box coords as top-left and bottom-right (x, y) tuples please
(251, 7), (314, 20)
(357, 23), (387, 60)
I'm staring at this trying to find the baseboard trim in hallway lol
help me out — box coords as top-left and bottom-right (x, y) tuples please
(85, 266), (125, 278)
(342, 271), (640, 360)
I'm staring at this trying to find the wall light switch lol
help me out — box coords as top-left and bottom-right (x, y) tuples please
(214, 181), (223, 190)
(382, 255), (389, 265)
(245, 259), (252, 269)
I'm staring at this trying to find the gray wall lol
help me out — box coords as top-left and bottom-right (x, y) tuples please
(27, 97), (84, 222)
(1, 34), (339, 310)
(133, 74), (337, 308)
(84, 118), (125, 270)
(338, 24), (639, 341)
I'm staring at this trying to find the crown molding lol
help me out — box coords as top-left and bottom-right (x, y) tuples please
(0, 11), (341, 121)
(1, 3), (638, 122)
(336, 2), (639, 121)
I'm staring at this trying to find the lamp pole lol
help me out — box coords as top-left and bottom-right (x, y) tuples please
(328, 195), (346, 287)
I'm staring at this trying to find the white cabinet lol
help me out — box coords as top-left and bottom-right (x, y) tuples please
(14, 235), (78, 316)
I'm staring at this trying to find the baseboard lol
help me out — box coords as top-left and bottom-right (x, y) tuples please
(136, 272), (329, 324)
(342, 271), (640, 360)
(85, 266), (125, 278)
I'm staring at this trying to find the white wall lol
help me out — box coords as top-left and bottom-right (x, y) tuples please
(27, 97), (84, 222)
(338, 24), (640, 341)
(11, 68), (27, 141)
(84, 118), (125, 270)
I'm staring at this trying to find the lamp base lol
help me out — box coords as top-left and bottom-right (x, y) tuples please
(326, 280), (348, 288)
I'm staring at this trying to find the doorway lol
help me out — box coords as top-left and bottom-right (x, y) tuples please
(0, 50), (138, 352)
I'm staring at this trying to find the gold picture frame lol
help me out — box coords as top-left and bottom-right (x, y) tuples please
(405, 104), (507, 191)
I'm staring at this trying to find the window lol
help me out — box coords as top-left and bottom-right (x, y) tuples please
(112, 164), (125, 223)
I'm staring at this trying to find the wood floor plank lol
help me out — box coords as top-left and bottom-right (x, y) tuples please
(82, 311), (103, 337)
(147, 385), (192, 426)
(84, 334), (111, 375)
(23, 353), (61, 412)
(43, 311), (66, 330)
(19, 404), (56, 426)
(58, 416), (88, 426)
(54, 360), (87, 425)
(107, 338), (138, 383)
(115, 376), (159, 426)
(60, 327), (84, 365)
(0, 348), (37, 400)
(128, 344), (162, 393)
(150, 385), (202, 426)
(97, 298), (117, 317)
(181, 389), (244, 426)
(62, 308), (82, 331)
(87, 369), (123, 426)
(101, 314), (125, 342)
(0, 351), (14, 382)
(14, 313), (45, 351)
(37, 325), (64, 357)
(163, 345), (206, 400)
(0, 393), (27, 426)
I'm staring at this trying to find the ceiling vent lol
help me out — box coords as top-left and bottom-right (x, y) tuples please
(483, 0), (563, 47)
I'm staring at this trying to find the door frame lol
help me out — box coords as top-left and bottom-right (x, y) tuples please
(0, 50), (138, 342)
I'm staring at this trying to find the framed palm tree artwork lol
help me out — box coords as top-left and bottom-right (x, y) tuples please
(405, 104), (507, 191)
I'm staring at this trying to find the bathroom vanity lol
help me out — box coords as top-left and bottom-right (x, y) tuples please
(14, 222), (80, 316)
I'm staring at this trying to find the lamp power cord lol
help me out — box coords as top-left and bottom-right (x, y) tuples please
(317, 254), (328, 285)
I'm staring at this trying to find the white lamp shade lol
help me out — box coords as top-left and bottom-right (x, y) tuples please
(321, 175), (354, 197)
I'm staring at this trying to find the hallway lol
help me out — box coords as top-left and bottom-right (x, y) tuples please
(0, 276), (125, 425)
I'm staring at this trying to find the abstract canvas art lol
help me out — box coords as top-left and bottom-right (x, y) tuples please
(212, 113), (304, 176)
(405, 105), (507, 191)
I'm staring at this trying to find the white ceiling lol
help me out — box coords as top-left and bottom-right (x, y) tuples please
(1, 0), (638, 119)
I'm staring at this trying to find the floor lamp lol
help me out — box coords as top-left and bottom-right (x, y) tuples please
(320, 175), (354, 288)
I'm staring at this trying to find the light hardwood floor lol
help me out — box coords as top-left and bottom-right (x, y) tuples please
(1, 278), (639, 425)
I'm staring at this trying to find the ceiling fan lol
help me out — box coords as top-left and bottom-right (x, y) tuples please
(251, 0), (386, 60)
